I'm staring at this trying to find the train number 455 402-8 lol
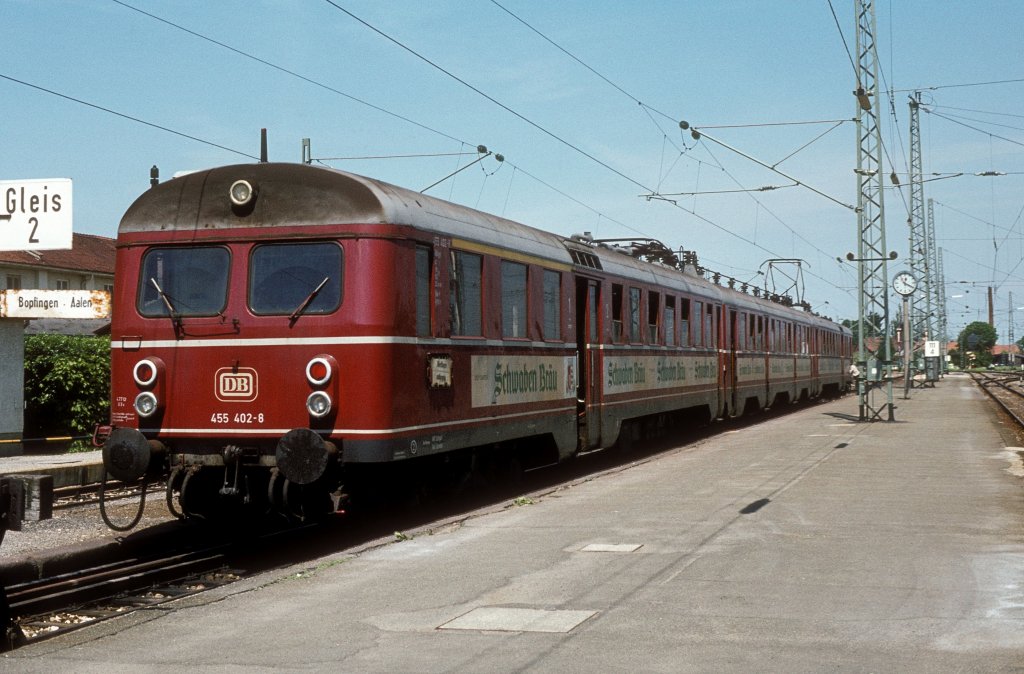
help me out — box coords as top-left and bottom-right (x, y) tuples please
(210, 412), (265, 424)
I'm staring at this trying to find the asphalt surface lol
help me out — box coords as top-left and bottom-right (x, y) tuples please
(4, 373), (1024, 672)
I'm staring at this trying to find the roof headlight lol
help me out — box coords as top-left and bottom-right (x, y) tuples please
(134, 391), (159, 418)
(306, 391), (332, 419)
(229, 179), (257, 207)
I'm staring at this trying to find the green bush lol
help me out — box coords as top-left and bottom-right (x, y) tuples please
(23, 334), (110, 438)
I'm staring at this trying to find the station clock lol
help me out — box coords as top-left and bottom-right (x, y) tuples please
(892, 271), (918, 297)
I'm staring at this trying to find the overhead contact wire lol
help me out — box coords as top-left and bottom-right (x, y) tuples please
(111, 0), (466, 146)
(321, 0), (655, 195)
(0, 73), (258, 160)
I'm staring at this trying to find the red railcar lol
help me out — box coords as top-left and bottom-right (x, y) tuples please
(101, 163), (851, 521)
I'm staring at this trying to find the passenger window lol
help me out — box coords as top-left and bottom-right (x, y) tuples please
(136, 245), (230, 315)
(629, 287), (641, 342)
(680, 298), (691, 346)
(249, 242), (342, 316)
(612, 284), (624, 342)
(450, 250), (482, 336)
(502, 261), (528, 338)
(542, 270), (561, 341)
(665, 297), (676, 347)
(139, 246), (231, 317)
(648, 291), (660, 343)
(692, 301), (702, 346)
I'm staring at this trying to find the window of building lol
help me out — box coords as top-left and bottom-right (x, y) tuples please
(450, 250), (482, 336)
(415, 246), (432, 337)
(501, 261), (528, 338)
(542, 269), (560, 341)
(5, 275), (21, 290)
(55, 279), (70, 290)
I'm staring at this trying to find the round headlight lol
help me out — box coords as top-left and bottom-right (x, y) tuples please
(306, 357), (333, 386)
(134, 391), (159, 417)
(229, 179), (256, 207)
(306, 391), (332, 418)
(133, 359), (159, 387)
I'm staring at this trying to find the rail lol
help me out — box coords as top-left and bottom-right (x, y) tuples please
(969, 371), (1024, 428)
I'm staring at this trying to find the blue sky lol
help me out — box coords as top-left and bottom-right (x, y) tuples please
(3, 1), (1023, 341)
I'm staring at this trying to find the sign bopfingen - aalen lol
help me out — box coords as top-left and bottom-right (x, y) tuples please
(0, 289), (110, 319)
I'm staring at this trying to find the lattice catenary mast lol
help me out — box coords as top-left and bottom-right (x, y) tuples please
(853, 0), (894, 420)
(907, 93), (930, 353)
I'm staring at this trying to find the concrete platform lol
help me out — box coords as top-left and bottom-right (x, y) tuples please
(0, 449), (104, 489)
(5, 373), (1024, 671)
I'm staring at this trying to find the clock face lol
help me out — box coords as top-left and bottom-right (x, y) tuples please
(893, 272), (917, 296)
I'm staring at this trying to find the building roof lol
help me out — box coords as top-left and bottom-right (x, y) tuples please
(0, 233), (115, 275)
(945, 341), (1021, 355)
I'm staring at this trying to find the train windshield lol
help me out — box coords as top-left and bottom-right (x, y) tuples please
(137, 247), (230, 317)
(248, 242), (342, 315)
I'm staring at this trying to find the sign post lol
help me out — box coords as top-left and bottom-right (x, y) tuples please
(0, 290), (111, 320)
(0, 178), (77, 454)
(924, 340), (941, 384)
(0, 179), (73, 251)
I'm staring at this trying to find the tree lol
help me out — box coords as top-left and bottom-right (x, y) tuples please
(841, 312), (885, 346)
(23, 334), (110, 438)
(957, 321), (997, 367)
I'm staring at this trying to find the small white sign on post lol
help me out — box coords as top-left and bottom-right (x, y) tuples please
(0, 290), (110, 319)
(0, 178), (73, 251)
(924, 340), (941, 358)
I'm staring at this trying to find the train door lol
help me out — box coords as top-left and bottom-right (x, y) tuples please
(575, 277), (602, 449)
(727, 307), (739, 416)
(716, 305), (731, 417)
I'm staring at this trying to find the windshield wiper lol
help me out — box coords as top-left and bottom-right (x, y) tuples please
(150, 277), (183, 334)
(289, 276), (329, 326)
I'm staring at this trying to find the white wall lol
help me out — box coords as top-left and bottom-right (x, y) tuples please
(0, 319), (24, 450)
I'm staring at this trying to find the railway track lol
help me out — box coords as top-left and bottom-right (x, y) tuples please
(969, 371), (1024, 428)
(53, 480), (164, 511)
(7, 549), (240, 647)
(3, 518), (332, 651)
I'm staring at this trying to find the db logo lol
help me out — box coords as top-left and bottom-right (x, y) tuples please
(215, 367), (258, 402)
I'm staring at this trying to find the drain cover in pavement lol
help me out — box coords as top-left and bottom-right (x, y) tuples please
(439, 607), (597, 633)
(580, 543), (642, 552)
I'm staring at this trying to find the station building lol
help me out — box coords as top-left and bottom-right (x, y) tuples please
(0, 232), (115, 293)
(0, 233), (115, 449)
(0, 232), (115, 335)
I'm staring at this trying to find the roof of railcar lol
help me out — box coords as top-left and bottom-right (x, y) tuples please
(119, 162), (570, 263)
(120, 162), (847, 334)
